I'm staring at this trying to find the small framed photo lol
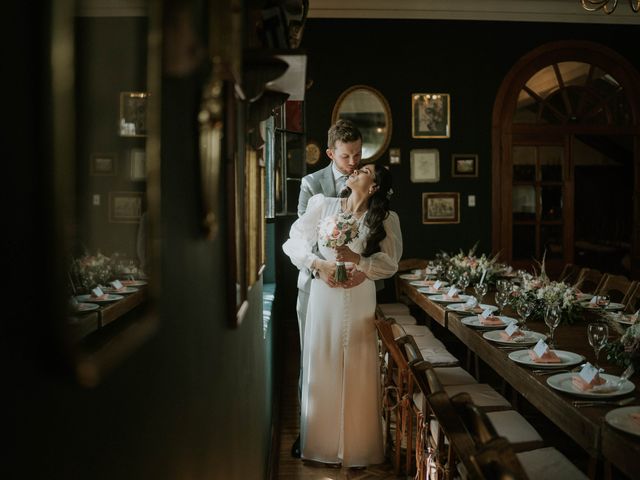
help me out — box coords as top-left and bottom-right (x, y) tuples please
(410, 149), (440, 183)
(130, 148), (146, 180)
(90, 153), (117, 176)
(422, 192), (460, 224)
(452, 154), (478, 178)
(389, 148), (401, 165)
(109, 191), (144, 223)
(412, 93), (450, 138)
(119, 91), (148, 137)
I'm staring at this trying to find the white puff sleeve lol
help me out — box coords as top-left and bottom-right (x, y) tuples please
(282, 194), (326, 271)
(356, 211), (403, 280)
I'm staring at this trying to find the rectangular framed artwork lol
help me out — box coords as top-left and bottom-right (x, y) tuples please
(422, 192), (460, 224)
(90, 153), (117, 176)
(452, 154), (478, 178)
(410, 149), (440, 183)
(412, 93), (450, 138)
(108, 191), (144, 223)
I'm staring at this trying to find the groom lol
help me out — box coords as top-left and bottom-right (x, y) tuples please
(291, 119), (366, 458)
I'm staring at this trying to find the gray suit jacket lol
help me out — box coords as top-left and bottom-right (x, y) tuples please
(296, 164), (335, 293)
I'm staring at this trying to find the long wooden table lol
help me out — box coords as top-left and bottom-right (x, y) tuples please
(398, 277), (640, 479)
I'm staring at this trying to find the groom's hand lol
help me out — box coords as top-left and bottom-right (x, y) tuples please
(343, 269), (366, 289)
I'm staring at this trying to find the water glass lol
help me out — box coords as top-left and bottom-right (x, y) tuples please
(458, 272), (470, 293)
(587, 323), (609, 369)
(544, 304), (562, 347)
(474, 282), (488, 305)
(516, 301), (534, 330)
(495, 290), (510, 315)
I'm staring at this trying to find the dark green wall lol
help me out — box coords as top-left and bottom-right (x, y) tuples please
(300, 18), (640, 260)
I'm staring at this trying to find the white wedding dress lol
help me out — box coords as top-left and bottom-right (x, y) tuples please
(283, 194), (403, 467)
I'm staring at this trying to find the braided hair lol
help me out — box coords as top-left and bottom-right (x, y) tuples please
(340, 163), (393, 257)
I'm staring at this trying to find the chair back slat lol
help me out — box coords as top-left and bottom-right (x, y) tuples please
(574, 268), (604, 294)
(596, 273), (637, 305)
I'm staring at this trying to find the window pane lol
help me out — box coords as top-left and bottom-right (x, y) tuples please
(513, 146), (536, 181)
(286, 133), (304, 177)
(541, 186), (562, 221)
(512, 185), (536, 221)
(541, 224), (563, 259)
(540, 146), (563, 181)
(514, 89), (538, 123)
(525, 65), (559, 100)
(513, 225), (536, 260)
(557, 62), (590, 88)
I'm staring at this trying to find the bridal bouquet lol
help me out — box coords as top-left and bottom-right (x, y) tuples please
(318, 212), (360, 283)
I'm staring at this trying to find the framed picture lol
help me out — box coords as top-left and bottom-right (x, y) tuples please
(90, 153), (117, 176)
(389, 147), (401, 165)
(130, 148), (146, 180)
(452, 154), (478, 177)
(410, 149), (440, 183)
(412, 93), (450, 138)
(108, 191), (144, 223)
(422, 192), (460, 224)
(119, 91), (148, 137)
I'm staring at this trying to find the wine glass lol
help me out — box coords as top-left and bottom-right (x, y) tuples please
(458, 271), (470, 293)
(544, 303), (562, 348)
(587, 323), (609, 369)
(474, 282), (488, 306)
(516, 300), (534, 331)
(495, 290), (510, 315)
(446, 267), (458, 286)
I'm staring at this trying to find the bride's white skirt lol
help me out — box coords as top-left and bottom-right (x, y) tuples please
(300, 277), (384, 467)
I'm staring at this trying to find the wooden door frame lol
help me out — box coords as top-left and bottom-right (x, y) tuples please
(492, 40), (640, 277)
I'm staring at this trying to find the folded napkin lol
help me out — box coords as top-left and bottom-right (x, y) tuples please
(466, 306), (484, 313)
(630, 413), (640, 427)
(90, 293), (108, 300)
(444, 293), (460, 300)
(528, 349), (561, 363)
(479, 315), (504, 326)
(499, 329), (525, 341)
(571, 374), (609, 392)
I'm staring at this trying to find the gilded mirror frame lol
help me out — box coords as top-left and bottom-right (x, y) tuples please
(331, 85), (392, 164)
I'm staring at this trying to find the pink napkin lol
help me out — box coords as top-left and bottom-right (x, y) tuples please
(499, 330), (524, 341)
(528, 349), (561, 363)
(479, 315), (503, 326)
(90, 293), (108, 300)
(571, 374), (606, 391)
(444, 293), (460, 300)
(630, 413), (640, 427)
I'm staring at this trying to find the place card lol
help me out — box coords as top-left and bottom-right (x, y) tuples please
(578, 363), (599, 384)
(533, 339), (550, 358)
(69, 297), (79, 306)
(479, 269), (486, 284)
(433, 280), (442, 290)
(589, 296), (598, 305)
(111, 279), (124, 290)
(447, 286), (459, 297)
(481, 308), (493, 319)
(505, 322), (520, 337)
(91, 286), (104, 298)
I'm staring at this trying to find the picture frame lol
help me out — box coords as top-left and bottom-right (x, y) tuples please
(90, 153), (117, 176)
(389, 147), (401, 165)
(130, 148), (146, 180)
(452, 154), (479, 178)
(422, 192), (460, 224)
(119, 91), (148, 137)
(108, 191), (144, 223)
(410, 149), (440, 183)
(412, 93), (450, 138)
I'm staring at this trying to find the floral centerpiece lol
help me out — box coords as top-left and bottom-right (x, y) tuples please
(70, 252), (114, 292)
(318, 212), (360, 283)
(432, 243), (501, 285)
(604, 322), (640, 370)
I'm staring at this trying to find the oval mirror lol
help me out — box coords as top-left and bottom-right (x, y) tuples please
(331, 85), (392, 163)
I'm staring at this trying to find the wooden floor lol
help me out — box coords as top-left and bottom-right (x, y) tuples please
(275, 320), (406, 480)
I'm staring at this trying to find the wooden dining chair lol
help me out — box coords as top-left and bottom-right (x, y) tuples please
(574, 267), (604, 294)
(623, 282), (640, 314)
(596, 273), (637, 305)
(557, 263), (582, 284)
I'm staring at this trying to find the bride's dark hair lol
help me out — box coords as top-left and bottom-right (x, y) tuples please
(340, 163), (393, 257)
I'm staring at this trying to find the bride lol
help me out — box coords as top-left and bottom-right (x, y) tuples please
(283, 163), (403, 467)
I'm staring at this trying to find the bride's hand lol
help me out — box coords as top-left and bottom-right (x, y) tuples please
(335, 245), (360, 264)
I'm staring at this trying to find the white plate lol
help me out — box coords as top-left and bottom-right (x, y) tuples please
(447, 303), (499, 314)
(430, 294), (474, 303)
(605, 406), (640, 437)
(482, 330), (547, 346)
(579, 301), (626, 311)
(417, 286), (449, 295)
(74, 294), (124, 303)
(461, 315), (517, 329)
(399, 273), (421, 281)
(73, 302), (100, 313)
(103, 286), (139, 295)
(508, 349), (585, 369)
(409, 280), (448, 288)
(608, 313), (638, 326)
(547, 372), (636, 398)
